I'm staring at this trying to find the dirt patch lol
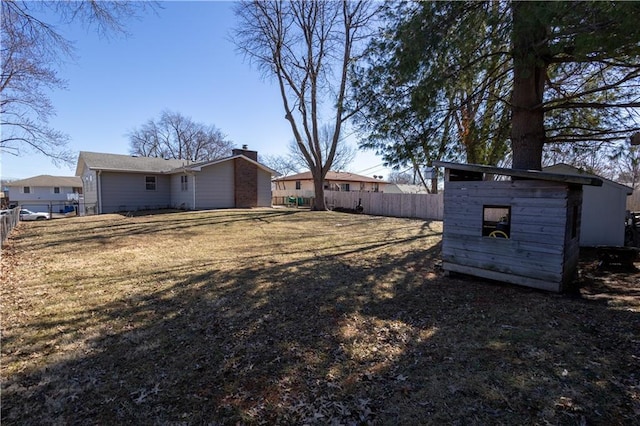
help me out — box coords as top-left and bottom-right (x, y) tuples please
(1, 209), (638, 424)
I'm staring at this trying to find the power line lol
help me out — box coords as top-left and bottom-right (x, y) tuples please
(354, 163), (387, 174)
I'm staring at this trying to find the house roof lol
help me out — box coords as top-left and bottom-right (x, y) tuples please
(76, 151), (279, 177)
(389, 183), (430, 194)
(185, 155), (279, 176)
(76, 151), (187, 175)
(544, 163), (633, 194)
(274, 170), (387, 183)
(434, 161), (603, 187)
(6, 175), (83, 187)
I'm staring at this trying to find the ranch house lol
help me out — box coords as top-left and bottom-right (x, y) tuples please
(76, 148), (276, 215)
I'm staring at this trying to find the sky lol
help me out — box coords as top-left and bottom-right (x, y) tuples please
(0, 1), (391, 181)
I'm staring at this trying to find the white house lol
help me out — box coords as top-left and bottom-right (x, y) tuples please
(273, 170), (390, 199)
(6, 175), (83, 213)
(545, 164), (633, 247)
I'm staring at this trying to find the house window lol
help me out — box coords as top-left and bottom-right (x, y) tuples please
(482, 205), (510, 238)
(23, 186), (30, 194)
(53, 187), (60, 194)
(360, 182), (365, 191)
(145, 176), (157, 191)
(295, 180), (301, 190)
(340, 183), (350, 192)
(181, 175), (188, 191)
(373, 182), (379, 193)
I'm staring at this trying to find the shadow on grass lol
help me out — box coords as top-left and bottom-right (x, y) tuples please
(2, 213), (639, 424)
(14, 209), (305, 252)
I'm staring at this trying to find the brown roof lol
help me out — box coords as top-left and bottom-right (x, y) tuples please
(6, 175), (82, 187)
(274, 170), (387, 183)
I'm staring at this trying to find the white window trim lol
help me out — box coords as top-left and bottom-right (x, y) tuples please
(145, 176), (157, 191)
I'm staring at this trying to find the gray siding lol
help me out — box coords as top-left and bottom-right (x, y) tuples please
(257, 169), (272, 207)
(581, 183), (627, 246)
(442, 180), (580, 292)
(100, 172), (172, 213)
(194, 161), (235, 209)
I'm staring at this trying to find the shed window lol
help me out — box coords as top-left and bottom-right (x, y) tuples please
(53, 187), (60, 194)
(145, 176), (157, 191)
(483, 205), (510, 238)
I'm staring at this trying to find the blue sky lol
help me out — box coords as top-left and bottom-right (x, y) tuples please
(1, 1), (390, 180)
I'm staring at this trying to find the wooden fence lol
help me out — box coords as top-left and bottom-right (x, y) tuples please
(273, 191), (444, 221)
(328, 191), (444, 220)
(627, 189), (640, 211)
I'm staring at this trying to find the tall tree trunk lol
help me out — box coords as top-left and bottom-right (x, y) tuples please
(310, 166), (327, 210)
(510, 2), (548, 171)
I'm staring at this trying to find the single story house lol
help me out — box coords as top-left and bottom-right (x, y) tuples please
(75, 148), (277, 215)
(544, 164), (633, 247)
(273, 170), (391, 199)
(384, 183), (430, 194)
(5, 175), (83, 213)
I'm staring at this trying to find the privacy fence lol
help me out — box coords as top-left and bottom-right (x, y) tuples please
(273, 191), (444, 221)
(627, 189), (640, 211)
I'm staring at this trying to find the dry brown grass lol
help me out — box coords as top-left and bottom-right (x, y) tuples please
(1, 208), (638, 425)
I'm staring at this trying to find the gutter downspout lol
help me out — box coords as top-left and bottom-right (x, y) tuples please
(97, 170), (103, 214)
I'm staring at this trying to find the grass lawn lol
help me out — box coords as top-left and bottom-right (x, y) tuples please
(1, 208), (638, 424)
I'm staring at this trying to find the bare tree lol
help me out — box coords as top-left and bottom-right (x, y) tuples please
(234, 1), (377, 210)
(387, 170), (414, 185)
(128, 110), (234, 161)
(287, 123), (356, 172)
(260, 154), (298, 177)
(0, 1), (155, 165)
(263, 123), (356, 177)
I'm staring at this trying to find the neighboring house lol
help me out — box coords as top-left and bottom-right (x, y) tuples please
(5, 175), (83, 213)
(545, 164), (633, 247)
(384, 183), (430, 194)
(273, 171), (390, 198)
(75, 148), (277, 215)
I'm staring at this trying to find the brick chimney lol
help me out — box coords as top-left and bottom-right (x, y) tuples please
(232, 145), (258, 162)
(233, 145), (258, 208)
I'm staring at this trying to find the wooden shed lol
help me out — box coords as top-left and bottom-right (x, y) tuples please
(433, 161), (603, 292)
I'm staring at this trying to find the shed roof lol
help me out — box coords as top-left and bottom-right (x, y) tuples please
(274, 170), (387, 183)
(6, 175), (83, 187)
(433, 161), (603, 187)
(544, 163), (632, 194)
